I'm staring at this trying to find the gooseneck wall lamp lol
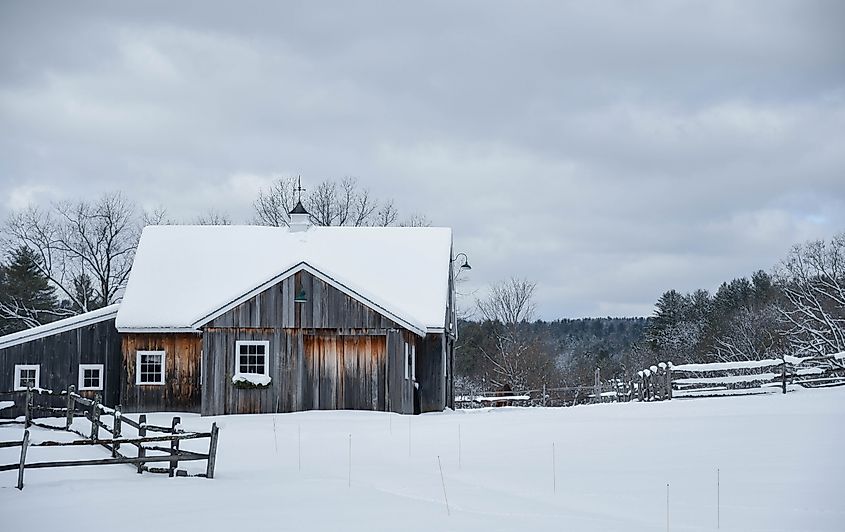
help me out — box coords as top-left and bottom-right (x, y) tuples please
(453, 252), (472, 271)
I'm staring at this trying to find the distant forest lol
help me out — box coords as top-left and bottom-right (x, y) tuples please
(456, 317), (648, 392)
(455, 232), (845, 393)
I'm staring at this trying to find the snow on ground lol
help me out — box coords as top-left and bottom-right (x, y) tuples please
(1, 389), (843, 532)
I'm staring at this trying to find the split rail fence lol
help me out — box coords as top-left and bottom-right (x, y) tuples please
(456, 352), (845, 408)
(636, 352), (845, 401)
(456, 370), (635, 408)
(0, 386), (219, 490)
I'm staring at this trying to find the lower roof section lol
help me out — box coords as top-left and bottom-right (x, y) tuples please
(0, 304), (120, 350)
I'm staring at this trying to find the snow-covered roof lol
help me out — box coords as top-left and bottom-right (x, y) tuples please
(0, 304), (120, 350)
(115, 225), (453, 335)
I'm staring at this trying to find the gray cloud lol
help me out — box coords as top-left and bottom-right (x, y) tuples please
(1, 0), (844, 318)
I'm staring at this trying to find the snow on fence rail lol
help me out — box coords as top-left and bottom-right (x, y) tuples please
(0, 386), (220, 490)
(636, 352), (845, 401)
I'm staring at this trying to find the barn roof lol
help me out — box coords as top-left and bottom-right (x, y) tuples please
(0, 304), (120, 350)
(115, 225), (453, 336)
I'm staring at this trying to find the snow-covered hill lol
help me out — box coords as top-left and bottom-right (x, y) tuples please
(1, 389), (843, 531)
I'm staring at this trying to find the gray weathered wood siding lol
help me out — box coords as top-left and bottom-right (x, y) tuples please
(201, 270), (421, 415)
(0, 317), (121, 418)
(120, 333), (202, 413)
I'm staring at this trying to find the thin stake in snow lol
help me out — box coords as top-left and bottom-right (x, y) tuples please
(717, 468), (720, 529)
(272, 415), (278, 455)
(552, 442), (556, 493)
(458, 424), (462, 470)
(348, 434), (352, 488)
(666, 482), (670, 532)
(438, 455), (450, 516)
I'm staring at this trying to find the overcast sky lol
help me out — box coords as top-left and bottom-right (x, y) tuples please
(1, 1), (843, 319)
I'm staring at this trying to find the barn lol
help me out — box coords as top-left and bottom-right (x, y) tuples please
(0, 304), (122, 417)
(2, 205), (458, 417)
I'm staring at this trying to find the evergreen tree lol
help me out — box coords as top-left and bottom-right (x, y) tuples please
(0, 246), (60, 333)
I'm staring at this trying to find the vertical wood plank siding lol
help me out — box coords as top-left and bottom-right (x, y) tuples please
(121, 333), (202, 413)
(201, 270), (437, 415)
(0, 318), (122, 418)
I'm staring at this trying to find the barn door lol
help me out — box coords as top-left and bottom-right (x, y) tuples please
(304, 335), (386, 411)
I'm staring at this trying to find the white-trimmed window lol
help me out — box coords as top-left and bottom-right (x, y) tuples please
(136, 350), (165, 385)
(411, 343), (416, 381)
(78, 364), (104, 391)
(235, 340), (269, 376)
(14, 365), (40, 391)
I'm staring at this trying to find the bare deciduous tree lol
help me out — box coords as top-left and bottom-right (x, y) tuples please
(475, 277), (548, 389)
(194, 209), (232, 225)
(713, 305), (785, 362)
(253, 176), (405, 227)
(776, 233), (845, 356)
(3, 192), (139, 312)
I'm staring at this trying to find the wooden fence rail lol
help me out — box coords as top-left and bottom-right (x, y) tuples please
(0, 385), (220, 490)
(635, 352), (845, 401)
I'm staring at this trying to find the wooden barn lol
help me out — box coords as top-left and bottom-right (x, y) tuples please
(0, 210), (458, 417)
(0, 304), (122, 417)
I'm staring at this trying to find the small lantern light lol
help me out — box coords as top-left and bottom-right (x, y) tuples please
(294, 289), (308, 303)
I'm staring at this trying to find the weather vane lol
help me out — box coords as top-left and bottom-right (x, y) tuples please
(294, 175), (306, 202)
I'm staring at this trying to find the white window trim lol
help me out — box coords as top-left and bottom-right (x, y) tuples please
(234, 340), (270, 377)
(135, 350), (166, 385)
(78, 364), (104, 391)
(411, 343), (416, 381)
(14, 364), (40, 391)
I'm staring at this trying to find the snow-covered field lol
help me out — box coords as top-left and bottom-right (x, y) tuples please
(1, 389), (843, 532)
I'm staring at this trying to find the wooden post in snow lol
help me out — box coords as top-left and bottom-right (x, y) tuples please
(206, 422), (219, 479)
(17, 429), (29, 490)
(24, 387), (32, 428)
(169, 416), (181, 477)
(593, 368), (601, 404)
(90, 393), (101, 441)
(65, 385), (75, 429)
(781, 357), (787, 394)
(137, 414), (147, 474)
(666, 365), (673, 400)
(112, 405), (122, 458)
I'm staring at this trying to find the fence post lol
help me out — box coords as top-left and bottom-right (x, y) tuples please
(666, 365), (673, 400)
(17, 429), (30, 490)
(657, 366), (665, 401)
(112, 405), (122, 458)
(594, 368), (601, 404)
(206, 422), (220, 479)
(781, 357), (787, 394)
(169, 416), (181, 477)
(66, 385), (75, 429)
(90, 393), (101, 441)
(542, 384), (547, 407)
(24, 387), (32, 428)
(137, 414), (147, 474)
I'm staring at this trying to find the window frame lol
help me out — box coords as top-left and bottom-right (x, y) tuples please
(135, 350), (166, 385)
(234, 340), (270, 378)
(78, 364), (104, 391)
(14, 364), (40, 391)
(411, 343), (416, 381)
